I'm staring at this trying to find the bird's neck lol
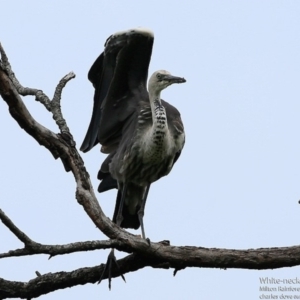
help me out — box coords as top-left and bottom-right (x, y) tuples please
(138, 91), (169, 160)
(149, 92), (168, 132)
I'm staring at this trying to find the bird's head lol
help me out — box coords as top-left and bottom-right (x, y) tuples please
(148, 70), (186, 94)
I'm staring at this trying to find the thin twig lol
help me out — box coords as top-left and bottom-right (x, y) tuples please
(0, 43), (51, 109)
(0, 209), (34, 246)
(51, 72), (75, 133)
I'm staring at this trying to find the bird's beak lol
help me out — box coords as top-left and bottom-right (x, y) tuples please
(165, 75), (186, 84)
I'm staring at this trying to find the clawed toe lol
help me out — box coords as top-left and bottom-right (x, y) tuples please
(98, 249), (126, 290)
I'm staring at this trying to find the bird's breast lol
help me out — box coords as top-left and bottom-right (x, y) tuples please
(141, 129), (171, 163)
(110, 105), (183, 186)
(110, 127), (177, 186)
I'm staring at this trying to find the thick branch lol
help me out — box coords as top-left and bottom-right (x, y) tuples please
(1, 244), (300, 299)
(0, 252), (170, 299)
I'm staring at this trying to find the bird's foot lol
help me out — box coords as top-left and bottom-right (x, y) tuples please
(158, 240), (170, 246)
(135, 234), (151, 246)
(98, 249), (126, 290)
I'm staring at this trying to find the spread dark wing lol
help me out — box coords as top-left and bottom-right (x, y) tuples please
(80, 28), (154, 153)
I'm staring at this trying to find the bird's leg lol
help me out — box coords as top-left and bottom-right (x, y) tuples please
(115, 183), (127, 227)
(137, 184), (151, 240)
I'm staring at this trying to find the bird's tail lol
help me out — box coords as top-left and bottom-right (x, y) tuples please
(112, 183), (147, 230)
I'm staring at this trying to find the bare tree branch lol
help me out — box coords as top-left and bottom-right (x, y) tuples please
(0, 209), (128, 258)
(51, 72), (75, 134)
(0, 42), (75, 137)
(0, 252), (172, 300)
(0, 209), (130, 258)
(0, 240), (129, 259)
(1, 244), (300, 299)
(0, 43), (51, 110)
(0, 209), (34, 246)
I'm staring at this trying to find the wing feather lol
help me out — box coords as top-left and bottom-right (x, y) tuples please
(80, 29), (154, 153)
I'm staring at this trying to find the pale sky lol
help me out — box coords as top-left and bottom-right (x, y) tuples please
(1, 1), (300, 299)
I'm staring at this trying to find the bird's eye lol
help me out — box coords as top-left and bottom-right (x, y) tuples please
(156, 73), (162, 80)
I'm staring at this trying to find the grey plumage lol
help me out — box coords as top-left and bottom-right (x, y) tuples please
(81, 28), (186, 238)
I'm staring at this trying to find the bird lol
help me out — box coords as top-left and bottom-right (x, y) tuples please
(80, 27), (186, 288)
